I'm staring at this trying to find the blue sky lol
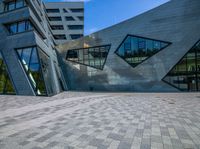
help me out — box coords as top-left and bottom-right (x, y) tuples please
(45, 0), (170, 35)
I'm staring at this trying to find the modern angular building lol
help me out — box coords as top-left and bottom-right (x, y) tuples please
(57, 0), (200, 92)
(45, 2), (84, 44)
(0, 0), (199, 96)
(0, 0), (67, 96)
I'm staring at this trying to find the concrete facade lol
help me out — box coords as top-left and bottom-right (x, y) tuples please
(45, 2), (84, 44)
(57, 0), (200, 92)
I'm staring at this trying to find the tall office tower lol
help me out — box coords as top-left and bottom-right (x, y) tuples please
(0, 0), (67, 96)
(45, 2), (84, 44)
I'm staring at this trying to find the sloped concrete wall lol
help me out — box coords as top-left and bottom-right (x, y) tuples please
(57, 0), (200, 92)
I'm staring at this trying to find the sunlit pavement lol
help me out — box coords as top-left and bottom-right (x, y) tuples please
(0, 92), (200, 149)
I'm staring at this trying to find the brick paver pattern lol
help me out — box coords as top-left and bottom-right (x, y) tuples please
(0, 92), (200, 149)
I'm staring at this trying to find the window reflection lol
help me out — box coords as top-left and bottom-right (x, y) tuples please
(16, 47), (47, 96)
(66, 45), (111, 70)
(38, 49), (54, 96)
(4, 0), (26, 12)
(0, 52), (15, 94)
(6, 20), (33, 35)
(163, 40), (200, 91)
(116, 35), (170, 67)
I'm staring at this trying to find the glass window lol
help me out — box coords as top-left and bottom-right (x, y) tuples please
(66, 45), (111, 70)
(78, 16), (84, 21)
(53, 34), (66, 40)
(115, 35), (171, 67)
(163, 40), (200, 92)
(65, 16), (75, 21)
(38, 49), (54, 96)
(63, 8), (68, 13)
(16, 0), (24, 8)
(46, 9), (60, 13)
(70, 34), (83, 40)
(4, 0), (25, 12)
(16, 47), (49, 96)
(8, 1), (15, 11)
(9, 23), (17, 34)
(0, 52), (15, 94)
(51, 25), (64, 30)
(18, 21), (26, 32)
(6, 20), (33, 35)
(70, 8), (84, 13)
(68, 25), (84, 30)
(48, 17), (62, 21)
(25, 21), (33, 30)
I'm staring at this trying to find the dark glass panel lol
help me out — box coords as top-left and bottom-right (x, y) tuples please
(16, 0), (24, 8)
(48, 17), (62, 21)
(8, 1), (15, 11)
(163, 40), (200, 92)
(63, 8), (68, 13)
(7, 20), (32, 35)
(53, 34), (66, 40)
(78, 16), (84, 21)
(38, 49), (54, 96)
(46, 9), (60, 13)
(26, 21), (33, 30)
(0, 52), (15, 94)
(30, 48), (39, 64)
(66, 45), (111, 70)
(18, 21), (26, 32)
(70, 34), (83, 40)
(65, 16), (75, 21)
(21, 47), (32, 66)
(68, 25), (83, 30)
(4, 0), (25, 12)
(51, 25), (64, 30)
(9, 23), (17, 34)
(70, 8), (84, 13)
(116, 35), (170, 67)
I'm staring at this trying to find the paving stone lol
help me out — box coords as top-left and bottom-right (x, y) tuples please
(107, 133), (124, 141)
(35, 132), (58, 142)
(0, 92), (199, 149)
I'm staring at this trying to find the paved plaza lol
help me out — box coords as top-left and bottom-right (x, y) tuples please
(0, 92), (200, 149)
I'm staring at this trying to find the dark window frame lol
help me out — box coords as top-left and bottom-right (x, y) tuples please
(77, 16), (84, 21)
(68, 25), (84, 30)
(70, 34), (83, 40)
(66, 44), (111, 70)
(53, 34), (66, 40)
(114, 34), (172, 68)
(70, 8), (84, 13)
(46, 8), (60, 13)
(50, 25), (64, 30)
(48, 16), (62, 21)
(65, 16), (75, 21)
(162, 39), (200, 92)
(63, 8), (68, 13)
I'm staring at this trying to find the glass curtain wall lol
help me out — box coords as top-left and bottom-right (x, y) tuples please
(66, 45), (111, 70)
(0, 52), (15, 94)
(16, 47), (47, 96)
(116, 35), (170, 67)
(163, 40), (200, 91)
(38, 49), (54, 96)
